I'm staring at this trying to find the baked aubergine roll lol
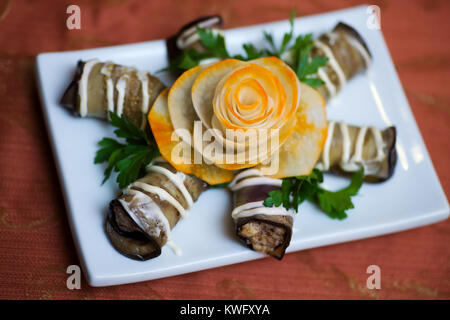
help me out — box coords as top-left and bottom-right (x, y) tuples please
(228, 169), (295, 260)
(166, 15), (223, 62)
(316, 121), (397, 182)
(106, 158), (208, 260)
(283, 22), (372, 100)
(60, 59), (165, 128)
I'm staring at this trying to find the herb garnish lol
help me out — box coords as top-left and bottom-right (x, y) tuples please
(289, 33), (328, 87)
(163, 10), (328, 88)
(162, 27), (230, 73)
(263, 10), (296, 58)
(263, 168), (364, 219)
(94, 112), (160, 189)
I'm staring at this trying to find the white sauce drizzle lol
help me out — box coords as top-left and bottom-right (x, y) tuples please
(176, 18), (222, 49)
(120, 159), (194, 256)
(137, 71), (150, 129)
(228, 169), (263, 189)
(316, 121), (335, 171)
(229, 169), (294, 220)
(229, 177), (282, 192)
(316, 121), (386, 173)
(343, 34), (372, 68)
(317, 67), (337, 98)
(339, 121), (352, 165)
(78, 59), (99, 117)
(146, 165), (193, 210)
(232, 201), (295, 220)
(119, 189), (171, 240)
(100, 62), (115, 118)
(166, 240), (182, 256)
(115, 75), (128, 116)
(130, 182), (187, 218)
(314, 40), (347, 88)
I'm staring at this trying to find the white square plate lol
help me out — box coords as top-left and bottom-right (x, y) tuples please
(36, 5), (449, 286)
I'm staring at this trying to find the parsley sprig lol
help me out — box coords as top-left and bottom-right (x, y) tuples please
(94, 112), (160, 189)
(263, 168), (364, 219)
(163, 27), (230, 72)
(263, 9), (296, 58)
(290, 33), (328, 87)
(163, 9), (328, 87)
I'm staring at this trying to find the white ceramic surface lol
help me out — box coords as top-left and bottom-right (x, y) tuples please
(36, 5), (449, 286)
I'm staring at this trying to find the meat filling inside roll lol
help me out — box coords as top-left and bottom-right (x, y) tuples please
(229, 169), (295, 260)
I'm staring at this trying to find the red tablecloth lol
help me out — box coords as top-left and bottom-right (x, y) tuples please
(0, 0), (449, 299)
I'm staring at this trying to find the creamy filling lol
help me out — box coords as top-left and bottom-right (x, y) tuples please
(78, 59), (99, 117)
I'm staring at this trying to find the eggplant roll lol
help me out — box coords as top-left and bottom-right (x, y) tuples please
(60, 59), (165, 128)
(229, 169), (295, 260)
(316, 121), (397, 182)
(283, 22), (371, 100)
(166, 15), (223, 63)
(106, 159), (208, 260)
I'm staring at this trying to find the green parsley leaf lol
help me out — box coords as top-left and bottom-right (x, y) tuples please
(315, 168), (364, 220)
(290, 33), (328, 87)
(263, 168), (364, 219)
(197, 27), (229, 58)
(263, 189), (283, 208)
(233, 43), (265, 61)
(263, 9), (296, 57)
(95, 112), (160, 189)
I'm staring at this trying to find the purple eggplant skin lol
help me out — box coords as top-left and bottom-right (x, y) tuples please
(328, 126), (397, 183)
(166, 15), (223, 62)
(106, 199), (162, 261)
(59, 60), (84, 112)
(334, 22), (372, 59)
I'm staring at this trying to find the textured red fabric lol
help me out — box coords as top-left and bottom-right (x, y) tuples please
(0, 0), (449, 299)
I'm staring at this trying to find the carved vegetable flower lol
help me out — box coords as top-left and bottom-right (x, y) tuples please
(149, 57), (327, 185)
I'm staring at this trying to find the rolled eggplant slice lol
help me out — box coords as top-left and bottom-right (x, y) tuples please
(106, 159), (208, 260)
(282, 22), (371, 100)
(166, 15), (223, 62)
(229, 169), (295, 260)
(312, 22), (371, 100)
(60, 59), (165, 128)
(316, 121), (397, 182)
